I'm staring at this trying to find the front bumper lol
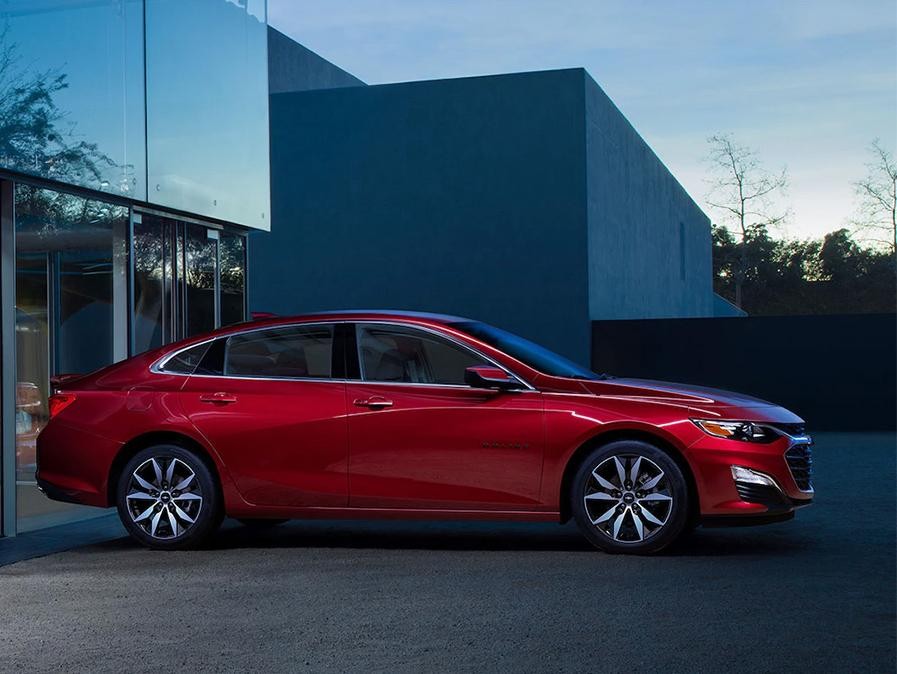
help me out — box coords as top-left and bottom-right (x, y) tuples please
(686, 423), (814, 519)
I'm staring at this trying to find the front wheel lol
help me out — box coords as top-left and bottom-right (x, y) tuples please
(571, 440), (690, 554)
(116, 444), (222, 550)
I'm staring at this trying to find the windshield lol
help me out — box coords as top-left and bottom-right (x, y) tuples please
(451, 321), (604, 380)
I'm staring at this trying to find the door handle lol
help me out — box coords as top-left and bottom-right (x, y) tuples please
(199, 392), (238, 404)
(353, 396), (393, 409)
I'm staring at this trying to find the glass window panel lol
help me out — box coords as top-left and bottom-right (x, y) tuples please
(185, 225), (217, 337)
(0, 0), (146, 199)
(14, 183), (127, 531)
(160, 342), (212, 375)
(57, 249), (114, 374)
(224, 325), (333, 379)
(220, 233), (246, 327)
(358, 326), (487, 385)
(133, 218), (166, 353)
(145, 0), (270, 229)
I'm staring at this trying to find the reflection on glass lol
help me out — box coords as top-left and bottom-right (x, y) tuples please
(133, 218), (166, 352)
(186, 225), (217, 336)
(58, 249), (114, 374)
(0, 0), (146, 198)
(14, 255), (48, 484)
(146, 0), (270, 229)
(220, 233), (246, 326)
(14, 184), (127, 531)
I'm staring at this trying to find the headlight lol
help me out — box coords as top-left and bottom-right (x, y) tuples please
(691, 419), (775, 443)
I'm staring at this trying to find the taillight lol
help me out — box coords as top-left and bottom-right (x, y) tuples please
(48, 393), (77, 419)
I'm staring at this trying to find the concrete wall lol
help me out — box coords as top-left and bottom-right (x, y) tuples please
(268, 27), (365, 94)
(252, 70), (592, 363)
(584, 73), (713, 320)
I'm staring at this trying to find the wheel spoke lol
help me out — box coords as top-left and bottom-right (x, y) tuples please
(127, 492), (156, 501)
(173, 492), (201, 502)
(640, 507), (665, 525)
(173, 473), (195, 491)
(173, 503), (196, 524)
(613, 456), (626, 486)
(133, 504), (156, 522)
(612, 512), (626, 540)
(631, 510), (644, 541)
(639, 493), (672, 502)
(585, 492), (616, 501)
(591, 469), (617, 492)
(591, 504), (618, 525)
(133, 474), (156, 492)
(629, 457), (642, 483)
(165, 459), (176, 485)
(150, 509), (163, 536)
(166, 509), (179, 537)
(641, 473), (664, 490)
(150, 459), (163, 485)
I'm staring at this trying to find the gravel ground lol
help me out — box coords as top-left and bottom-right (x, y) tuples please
(0, 432), (894, 673)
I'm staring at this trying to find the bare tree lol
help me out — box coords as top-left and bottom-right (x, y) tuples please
(705, 134), (789, 308)
(850, 139), (896, 262)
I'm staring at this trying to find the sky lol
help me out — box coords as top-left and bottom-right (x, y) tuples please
(268, 0), (897, 241)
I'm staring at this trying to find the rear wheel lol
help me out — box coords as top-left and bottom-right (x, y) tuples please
(116, 444), (222, 550)
(571, 440), (689, 554)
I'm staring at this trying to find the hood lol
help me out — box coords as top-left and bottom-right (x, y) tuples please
(576, 377), (804, 423)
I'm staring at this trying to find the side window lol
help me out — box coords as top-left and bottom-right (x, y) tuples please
(224, 325), (334, 379)
(358, 325), (488, 385)
(159, 342), (211, 375)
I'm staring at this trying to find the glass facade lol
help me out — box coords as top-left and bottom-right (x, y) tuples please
(8, 183), (247, 533)
(146, 0), (270, 229)
(0, 0), (270, 231)
(0, 0), (146, 200)
(14, 184), (128, 531)
(0, 0), (264, 536)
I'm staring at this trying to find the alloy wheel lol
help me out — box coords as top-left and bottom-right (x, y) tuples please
(583, 454), (673, 543)
(125, 457), (204, 540)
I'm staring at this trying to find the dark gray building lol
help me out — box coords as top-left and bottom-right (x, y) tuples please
(251, 65), (723, 364)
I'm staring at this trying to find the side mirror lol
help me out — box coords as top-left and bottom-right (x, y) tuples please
(464, 365), (524, 391)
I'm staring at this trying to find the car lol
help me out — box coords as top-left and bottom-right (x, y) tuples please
(36, 311), (813, 553)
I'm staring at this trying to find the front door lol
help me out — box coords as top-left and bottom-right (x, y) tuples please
(179, 323), (348, 507)
(346, 323), (544, 510)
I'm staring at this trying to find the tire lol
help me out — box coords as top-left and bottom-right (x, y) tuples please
(116, 444), (223, 550)
(571, 440), (689, 554)
(237, 518), (288, 529)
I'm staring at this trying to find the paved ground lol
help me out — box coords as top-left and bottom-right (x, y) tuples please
(0, 432), (893, 673)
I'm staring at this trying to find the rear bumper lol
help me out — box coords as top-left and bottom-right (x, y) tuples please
(36, 419), (123, 508)
(35, 475), (98, 506)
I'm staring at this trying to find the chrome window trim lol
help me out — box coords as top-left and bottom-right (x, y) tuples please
(150, 319), (536, 391)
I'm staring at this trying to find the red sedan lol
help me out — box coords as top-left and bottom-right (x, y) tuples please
(37, 311), (813, 553)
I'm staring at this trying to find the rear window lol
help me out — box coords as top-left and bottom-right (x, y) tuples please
(159, 342), (211, 375)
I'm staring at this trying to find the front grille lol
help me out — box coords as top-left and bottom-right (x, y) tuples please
(771, 423), (806, 437)
(785, 443), (813, 490)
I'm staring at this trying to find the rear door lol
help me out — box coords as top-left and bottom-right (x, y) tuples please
(178, 323), (348, 507)
(345, 322), (544, 510)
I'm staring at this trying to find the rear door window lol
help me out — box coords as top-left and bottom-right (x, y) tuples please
(224, 325), (334, 379)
